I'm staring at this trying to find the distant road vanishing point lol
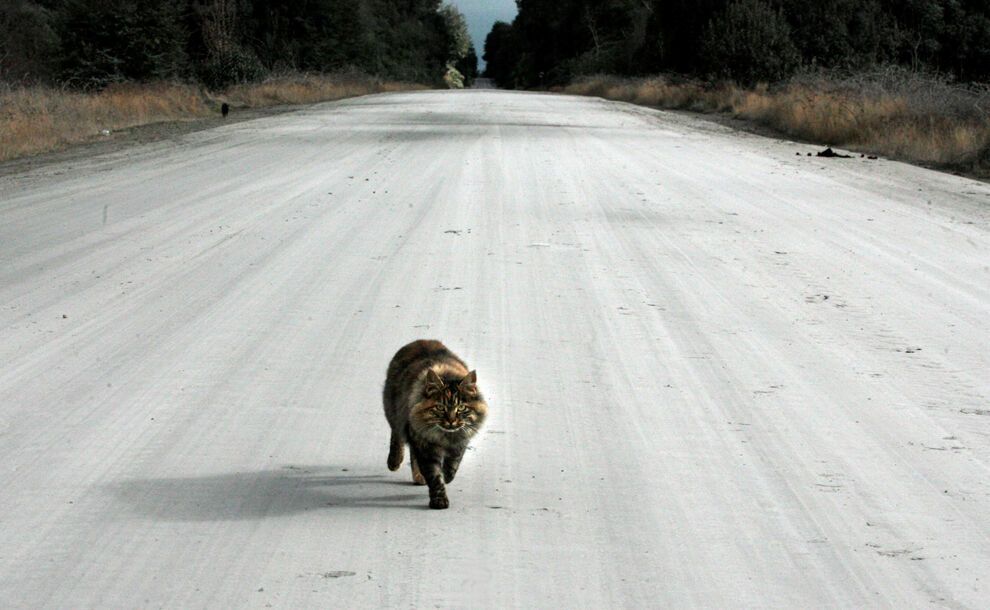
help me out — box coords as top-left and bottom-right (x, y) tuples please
(1, 89), (988, 608)
(471, 77), (497, 89)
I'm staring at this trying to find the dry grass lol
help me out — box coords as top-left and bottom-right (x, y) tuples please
(223, 72), (427, 108)
(0, 82), (211, 162)
(0, 74), (427, 162)
(564, 76), (740, 113)
(565, 70), (990, 175)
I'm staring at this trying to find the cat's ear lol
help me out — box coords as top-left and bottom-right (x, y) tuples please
(424, 369), (445, 397)
(458, 370), (478, 397)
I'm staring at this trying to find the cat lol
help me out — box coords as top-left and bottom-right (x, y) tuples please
(383, 340), (488, 509)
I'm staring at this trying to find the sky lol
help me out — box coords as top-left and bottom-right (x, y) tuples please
(448, 0), (518, 69)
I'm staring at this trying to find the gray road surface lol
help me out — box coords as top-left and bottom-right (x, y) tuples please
(1, 90), (989, 608)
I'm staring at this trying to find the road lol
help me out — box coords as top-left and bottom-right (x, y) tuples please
(1, 90), (988, 608)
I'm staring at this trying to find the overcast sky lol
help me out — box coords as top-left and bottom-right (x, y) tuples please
(448, 0), (518, 68)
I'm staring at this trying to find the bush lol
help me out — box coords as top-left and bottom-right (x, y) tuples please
(443, 65), (465, 89)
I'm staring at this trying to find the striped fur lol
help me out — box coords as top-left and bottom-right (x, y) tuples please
(383, 340), (488, 509)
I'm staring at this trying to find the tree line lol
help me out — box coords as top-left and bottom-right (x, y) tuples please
(0, 0), (478, 88)
(484, 0), (990, 88)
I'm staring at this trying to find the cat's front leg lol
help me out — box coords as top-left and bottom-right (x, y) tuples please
(442, 446), (465, 483)
(412, 445), (448, 509)
(424, 461), (449, 509)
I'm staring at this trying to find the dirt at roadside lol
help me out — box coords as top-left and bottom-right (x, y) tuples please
(0, 105), (298, 179)
(675, 109), (989, 182)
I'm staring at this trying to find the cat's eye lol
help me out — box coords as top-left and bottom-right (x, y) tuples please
(456, 405), (467, 413)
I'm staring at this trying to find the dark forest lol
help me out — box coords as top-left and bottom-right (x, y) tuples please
(484, 0), (990, 87)
(1, 0), (478, 88)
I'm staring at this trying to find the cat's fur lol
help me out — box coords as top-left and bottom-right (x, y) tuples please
(383, 340), (487, 509)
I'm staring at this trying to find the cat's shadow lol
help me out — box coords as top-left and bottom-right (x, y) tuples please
(109, 465), (427, 521)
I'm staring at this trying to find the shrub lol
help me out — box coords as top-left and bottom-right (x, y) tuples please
(443, 64), (465, 89)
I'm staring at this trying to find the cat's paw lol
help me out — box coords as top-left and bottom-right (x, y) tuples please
(429, 495), (449, 510)
(412, 472), (426, 485)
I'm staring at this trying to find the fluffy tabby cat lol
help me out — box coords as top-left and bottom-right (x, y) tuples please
(383, 340), (487, 509)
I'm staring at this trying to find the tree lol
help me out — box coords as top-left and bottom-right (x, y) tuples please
(456, 44), (479, 86)
(439, 3), (472, 87)
(197, 0), (263, 87)
(0, 0), (59, 82)
(934, 0), (990, 81)
(563, 0), (656, 77)
(363, 0), (450, 83)
(700, 0), (800, 84)
(482, 0), (989, 86)
(56, 0), (190, 87)
(655, 0), (729, 73)
(241, 0), (372, 72)
(880, 0), (946, 70)
(781, 0), (887, 69)
(483, 21), (518, 87)
(440, 3), (470, 61)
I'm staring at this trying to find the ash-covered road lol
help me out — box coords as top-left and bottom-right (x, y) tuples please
(1, 90), (988, 608)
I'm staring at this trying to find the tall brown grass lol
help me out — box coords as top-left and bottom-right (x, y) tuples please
(565, 69), (990, 175)
(0, 82), (211, 162)
(222, 72), (427, 108)
(0, 73), (428, 162)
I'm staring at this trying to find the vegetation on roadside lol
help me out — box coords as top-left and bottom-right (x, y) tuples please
(0, 74), (425, 162)
(484, 0), (990, 89)
(2, 0), (476, 89)
(0, 1), (477, 162)
(485, 1), (989, 176)
(564, 70), (990, 176)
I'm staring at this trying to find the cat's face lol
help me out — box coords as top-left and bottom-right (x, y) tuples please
(414, 370), (485, 434)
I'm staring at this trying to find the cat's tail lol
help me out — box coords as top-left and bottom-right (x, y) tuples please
(387, 432), (404, 471)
